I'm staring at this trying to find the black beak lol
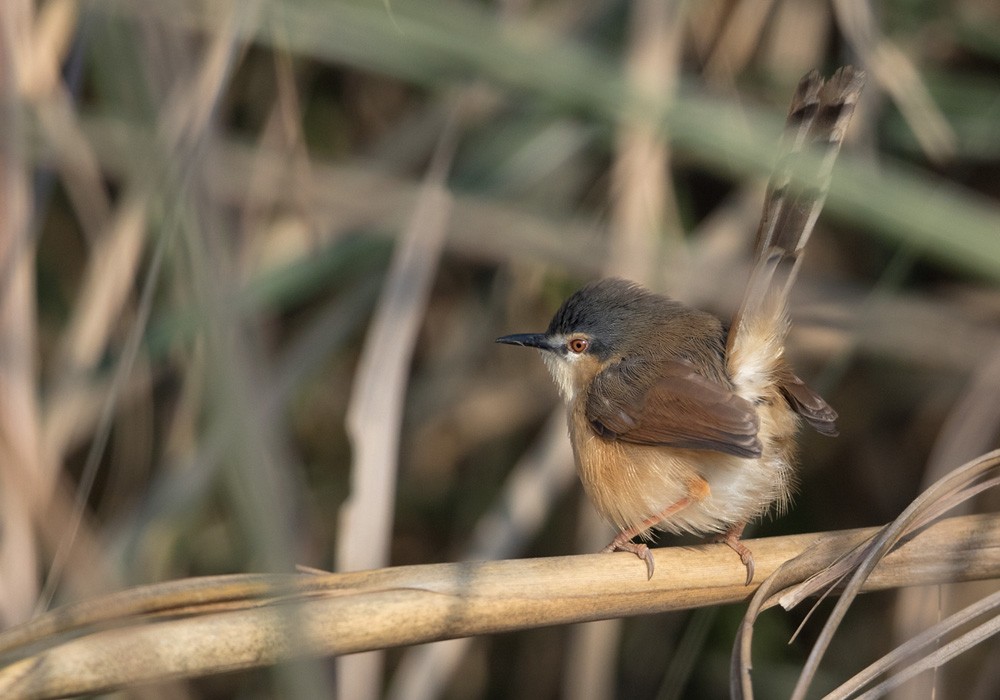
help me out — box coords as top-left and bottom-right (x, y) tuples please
(496, 333), (556, 351)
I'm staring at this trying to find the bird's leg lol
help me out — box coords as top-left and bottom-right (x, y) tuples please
(716, 521), (755, 585)
(602, 479), (710, 579)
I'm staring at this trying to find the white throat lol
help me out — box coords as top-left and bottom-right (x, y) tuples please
(541, 347), (579, 404)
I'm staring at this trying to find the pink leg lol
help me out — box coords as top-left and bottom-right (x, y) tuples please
(602, 479), (709, 579)
(717, 521), (755, 585)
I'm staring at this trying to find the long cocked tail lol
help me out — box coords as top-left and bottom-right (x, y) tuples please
(726, 66), (866, 434)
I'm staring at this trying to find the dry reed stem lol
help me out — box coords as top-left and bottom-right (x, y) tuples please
(337, 116), (457, 700)
(25, 0), (110, 243)
(0, 0), (43, 627)
(703, 0), (776, 83)
(44, 195), (146, 459)
(0, 514), (998, 698)
(387, 413), (575, 700)
(608, 0), (684, 284)
(833, 0), (956, 163)
(337, 121), (456, 571)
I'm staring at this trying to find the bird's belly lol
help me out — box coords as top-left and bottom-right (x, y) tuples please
(570, 407), (796, 537)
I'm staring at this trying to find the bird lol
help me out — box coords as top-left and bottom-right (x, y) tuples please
(497, 67), (864, 583)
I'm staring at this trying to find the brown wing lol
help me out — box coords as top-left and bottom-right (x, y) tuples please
(780, 371), (839, 436)
(586, 358), (762, 458)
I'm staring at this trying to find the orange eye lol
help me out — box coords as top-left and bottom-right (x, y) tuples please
(568, 338), (589, 354)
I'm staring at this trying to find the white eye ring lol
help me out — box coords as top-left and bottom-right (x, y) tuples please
(568, 338), (589, 354)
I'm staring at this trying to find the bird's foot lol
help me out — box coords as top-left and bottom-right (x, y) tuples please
(602, 537), (655, 579)
(715, 524), (754, 585)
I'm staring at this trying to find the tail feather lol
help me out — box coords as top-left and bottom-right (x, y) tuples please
(726, 67), (865, 367)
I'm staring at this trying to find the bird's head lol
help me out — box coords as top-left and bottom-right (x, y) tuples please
(497, 278), (669, 402)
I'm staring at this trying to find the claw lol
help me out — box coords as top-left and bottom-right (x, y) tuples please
(602, 539), (655, 579)
(739, 550), (755, 586)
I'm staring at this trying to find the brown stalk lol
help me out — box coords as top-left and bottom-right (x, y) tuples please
(337, 109), (458, 700)
(0, 514), (998, 699)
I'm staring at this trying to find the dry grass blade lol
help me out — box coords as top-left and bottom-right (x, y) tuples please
(35, 219), (168, 614)
(0, 0), (44, 627)
(1, 516), (999, 699)
(791, 454), (1000, 698)
(887, 346), (1000, 695)
(43, 196), (147, 459)
(855, 614), (1000, 699)
(830, 589), (1000, 699)
(731, 450), (1000, 699)
(337, 102), (457, 570)
(782, 451), (1000, 610)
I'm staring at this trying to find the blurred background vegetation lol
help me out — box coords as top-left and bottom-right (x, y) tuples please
(1, 0), (999, 698)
